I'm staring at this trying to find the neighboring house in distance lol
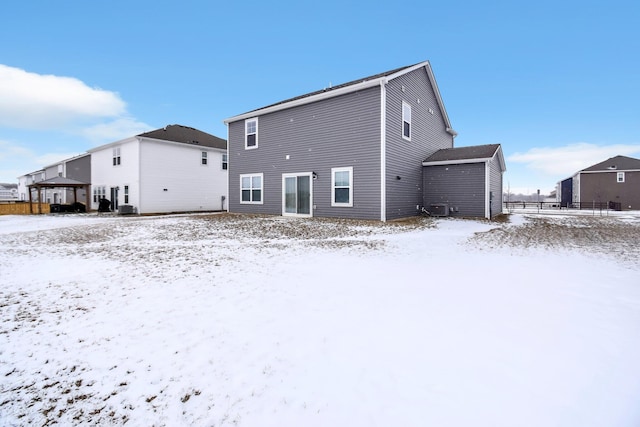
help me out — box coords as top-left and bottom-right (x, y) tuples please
(39, 153), (91, 204)
(0, 183), (18, 201)
(224, 60), (504, 221)
(422, 144), (506, 218)
(88, 124), (227, 214)
(559, 155), (640, 210)
(17, 170), (45, 201)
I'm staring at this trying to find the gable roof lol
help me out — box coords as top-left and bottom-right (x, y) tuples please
(422, 144), (506, 171)
(580, 155), (640, 172)
(223, 61), (456, 136)
(138, 124), (227, 149)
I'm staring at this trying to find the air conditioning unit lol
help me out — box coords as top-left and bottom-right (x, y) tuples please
(430, 203), (449, 217)
(118, 205), (136, 215)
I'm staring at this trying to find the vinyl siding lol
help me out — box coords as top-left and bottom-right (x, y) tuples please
(139, 140), (227, 214)
(228, 86), (382, 220)
(423, 163), (485, 218)
(579, 171), (640, 210)
(385, 67), (454, 220)
(489, 155), (503, 217)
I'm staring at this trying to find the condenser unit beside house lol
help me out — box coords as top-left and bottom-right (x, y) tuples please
(430, 203), (449, 217)
(118, 205), (136, 215)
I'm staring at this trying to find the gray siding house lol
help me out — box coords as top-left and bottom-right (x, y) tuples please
(559, 155), (640, 210)
(422, 144), (506, 218)
(224, 61), (503, 221)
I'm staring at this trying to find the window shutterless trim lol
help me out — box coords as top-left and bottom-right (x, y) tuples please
(245, 117), (258, 150)
(617, 172), (625, 183)
(402, 101), (412, 141)
(331, 167), (353, 207)
(240, 173), (263, 204)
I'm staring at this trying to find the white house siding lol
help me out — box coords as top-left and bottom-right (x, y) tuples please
(91, 138), (141, 211)
(385, 67), (454, 220)
(138, 139), (227, 214)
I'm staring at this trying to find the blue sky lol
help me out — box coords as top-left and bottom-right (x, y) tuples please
(1, 0), (639, 194)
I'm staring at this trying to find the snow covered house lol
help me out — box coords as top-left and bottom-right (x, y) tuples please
(559, 155), (640, 210)
(223, 60), (504, 221)
(87, 125), (227, 214)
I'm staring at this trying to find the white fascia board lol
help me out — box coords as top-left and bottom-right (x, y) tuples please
(422, 158), (490, 167)
(223, 78), (385, 124)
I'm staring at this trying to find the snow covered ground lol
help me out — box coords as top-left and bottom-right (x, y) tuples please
(1, 212), (639, 426)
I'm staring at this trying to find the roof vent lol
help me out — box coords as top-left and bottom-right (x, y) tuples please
(607, 165), (617, 170)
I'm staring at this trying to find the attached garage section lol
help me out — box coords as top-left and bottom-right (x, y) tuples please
(422, 144), (505, 219)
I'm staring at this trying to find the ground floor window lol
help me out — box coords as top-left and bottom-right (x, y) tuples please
(240, 173), (263, 203)
(331, 167), (353, 207)
(124, 185), (129, 204)
(93, 186), (106, 203)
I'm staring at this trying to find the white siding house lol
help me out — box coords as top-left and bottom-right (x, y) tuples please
(88, 125), (227, 214)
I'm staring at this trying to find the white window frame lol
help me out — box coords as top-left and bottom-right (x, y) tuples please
(201, 151), (208, 165)
(331, 167), (353, 207)
(240, 173), (263, 204)
(112, 147), (121, 166)
(124, 185), (129, 204)
(222, 153), (228, 170)
(402, 101), (412, 141)
(245, 118), (258, 150)
(617, 172), (625, 183)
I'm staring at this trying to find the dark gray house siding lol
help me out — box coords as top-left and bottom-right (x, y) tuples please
(423, 163), (486, 218)
(422, 144), (506, 219)
(225, 61), (469, 222)
(579, 171), (640, 210)
(384, 68), (454, 220)
(228, 86), (383, 220)
(64, 155), (91, 203)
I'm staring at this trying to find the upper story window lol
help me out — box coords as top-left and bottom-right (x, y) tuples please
(201, 151), (208, 165)
(222, 153), (228, 170)
(240, 173), (263, 204)
(245, 118), (258, 149)
(331, 167), (353, 207)
(617, 172), (625, 183)
(112, 147), (121, 165)
(402, 101), (412, 141)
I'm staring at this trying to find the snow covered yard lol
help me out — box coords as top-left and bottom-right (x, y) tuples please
(1, 212), (639, 426)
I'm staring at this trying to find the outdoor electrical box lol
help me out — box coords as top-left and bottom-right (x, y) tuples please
(430, 203), (449, 217)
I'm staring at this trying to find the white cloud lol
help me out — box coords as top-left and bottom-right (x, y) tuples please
(0, 64), (126, 129)
(78, 118), (153, 144)
(508, 143), (640, 177)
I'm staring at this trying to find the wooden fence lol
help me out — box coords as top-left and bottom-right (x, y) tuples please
(0, 202), (50, 215)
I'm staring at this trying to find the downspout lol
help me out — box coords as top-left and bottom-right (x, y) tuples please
(380, 80), (387, 222)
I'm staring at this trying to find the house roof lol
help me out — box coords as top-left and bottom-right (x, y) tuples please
(223, 61), (456, 136)
(138, 124), (227, 150)
(27, 176), (89, 187)
(580, 155), (640, 172)
(422, 144), (506, 171)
